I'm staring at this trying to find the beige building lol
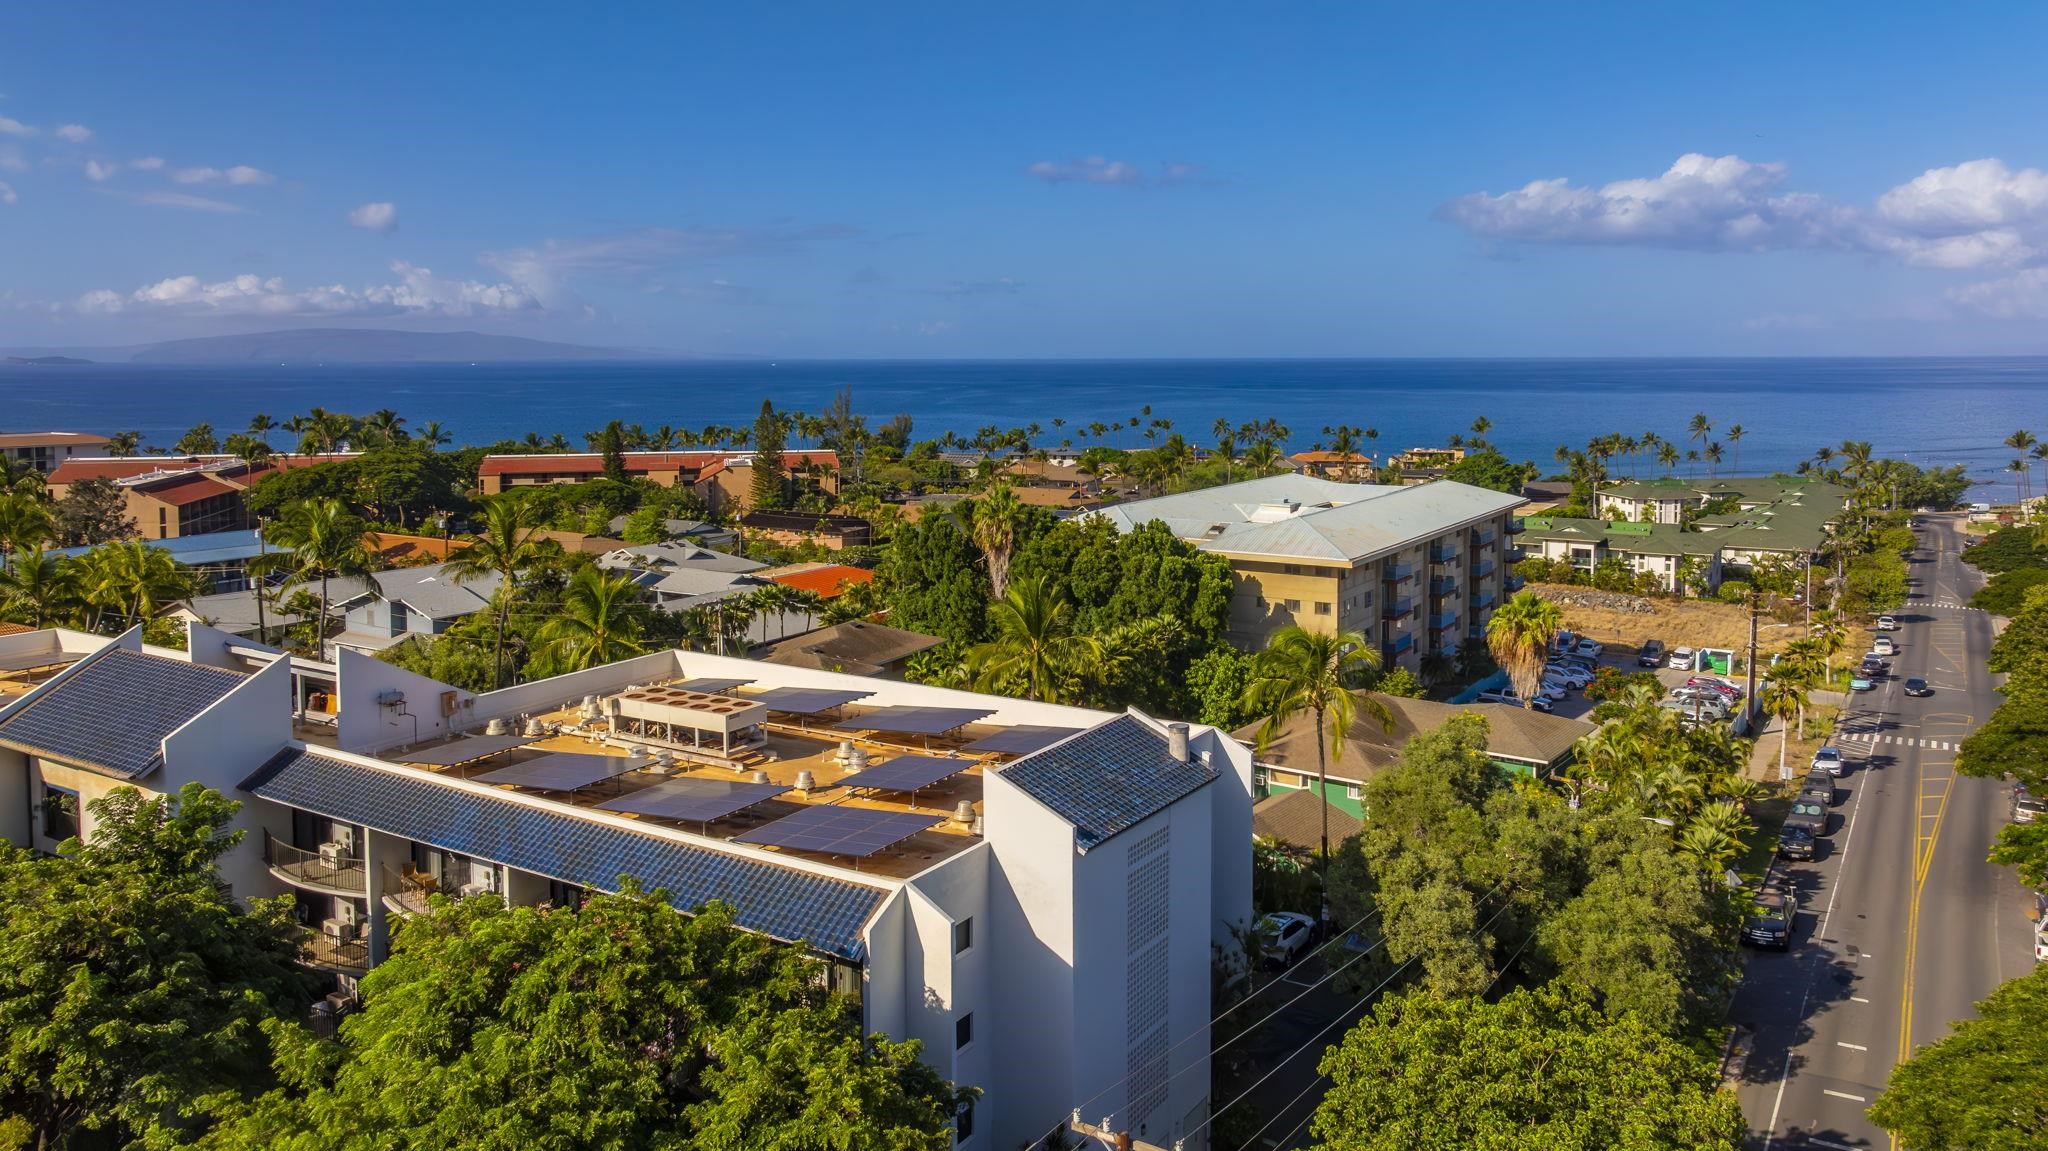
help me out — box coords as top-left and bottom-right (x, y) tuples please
(476, 450), (839, 514)
(1091, 475), (1524, 670)
(0, 432), (109, 474)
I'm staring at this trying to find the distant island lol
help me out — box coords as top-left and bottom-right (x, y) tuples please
(0, 327), (669, 365)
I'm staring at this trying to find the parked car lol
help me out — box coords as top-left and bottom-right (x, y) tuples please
(1904, 677), (1933, 697)
(1778, 823), (1817, 860)
(1873, 636), (1897, 657)
(1257, 912), (1317, 968)
(1876, 615), (1900, 631)
(1803, 769), (1840, 804)
(1638, 639), (1666, 667)
(1545, 663), (1595, 688)
(1811, 746), (1846, 777)
(1479, 687), (1556, 712)
(1660, 698), (1727, 724)
(1861, 654), (1891, 675)
(1571, 638), (1604, 659)
(1667, 647), (1697, 671)
(1687, 676), (1743, 699)
(1787, 794), (1831, 836)
(2016, 789), (2046, 826)
(1742, 893), (1794, 950)
(1850, 674), (1875, 692)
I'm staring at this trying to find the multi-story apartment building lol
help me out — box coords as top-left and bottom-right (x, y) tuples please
(1091, 475), (1525, 670)
(476, 450), (840, 513)
(0, 622), (1252, 1151)
(46, 454), (359, 539)
(1525, 476), (1844, 593)
(0, 431), (109, 474)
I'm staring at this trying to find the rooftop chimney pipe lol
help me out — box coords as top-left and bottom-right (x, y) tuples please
(1166, 722), (1190, 763)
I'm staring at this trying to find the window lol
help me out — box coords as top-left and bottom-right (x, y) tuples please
(1314, 601), (1332, 616)
(1284, 564), (1302, 575)
(1284, 598), (1302, 612)
(956, 1099), (976, 1141)
(953, 917), (973, 955)
(41, 784), (78, 842)
(1269, 770), (1304, 789)
(955, 1012), (973, 1050)
(1345, 784), (1362, 800)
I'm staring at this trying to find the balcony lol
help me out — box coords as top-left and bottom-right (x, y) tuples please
(1505, 574), (1525, 591)
(299, 928), (370, 976)
(1505, 521), (1526, 535)
(265, 831), (367, 896)
(1383, 634), (1415, 660)
(1474, 590), (1497, 610)
(1429, 576), (1460, 598)
(1381, 597), (1414, 621)
(381, 866), (440, 918)
(1470, 560), (1497, 580)
(1428, 545), (1460, 564)
(1505, 545), (1527, 562)
(1474, 528), (1498, 547)
(1381, 562), (1415, 584)
(1429, 611), (1461, 632)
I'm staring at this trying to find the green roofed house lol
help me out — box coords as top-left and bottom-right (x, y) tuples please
(1231, 693), (1595, 818)
(1514, 515), (1724, 593)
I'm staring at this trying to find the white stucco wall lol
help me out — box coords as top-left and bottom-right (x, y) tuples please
(982, 768), (1079, 1150)
(159, 656), (296, 899)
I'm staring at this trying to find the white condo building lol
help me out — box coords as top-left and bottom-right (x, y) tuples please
(0, 622), (1252, 1150)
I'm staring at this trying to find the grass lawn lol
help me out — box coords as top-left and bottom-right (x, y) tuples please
(1736, 790), (1794, 883)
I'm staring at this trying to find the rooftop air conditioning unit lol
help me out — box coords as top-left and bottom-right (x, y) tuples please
(332, 899), (361, 927)
(458, 880), (492, 900)
(320, 918), (358, 945)
(318, 842), (352, 869)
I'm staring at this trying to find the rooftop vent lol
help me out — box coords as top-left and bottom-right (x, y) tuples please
(1248, 499), (1303, 524)
(1166, 722), (1191, 763)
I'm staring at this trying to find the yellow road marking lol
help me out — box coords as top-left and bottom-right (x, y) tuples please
(1900, 753), (1955, 1068)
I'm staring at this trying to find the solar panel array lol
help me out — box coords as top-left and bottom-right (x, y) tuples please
(473, 752), (641, 792)
(675, 677), (755, 695)
(831, 705), (994, 735)
(747, 686), (874, 715)
(0, 648), (247, 779)
(595, 777), (790, 823)
(960, 725), (1085, 756)
(398, 733), (536, 766)
(846, 754), (971, 795)
(736, 804), (943, 857)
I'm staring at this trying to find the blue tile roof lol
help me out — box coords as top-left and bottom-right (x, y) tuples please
(242, 748), (888, 961)
(997, 715), (1214, 851)
(0, 648), (246, 779)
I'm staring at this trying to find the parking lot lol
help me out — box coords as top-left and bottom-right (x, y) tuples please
(1521, 637), (1749, 726)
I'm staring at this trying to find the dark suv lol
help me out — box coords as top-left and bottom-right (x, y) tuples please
(1788, 793), (1831, 836)
(1638, 640), (1666, 668)
(1778, 823), (1816, 860)
(1743, 892), (1794, 950)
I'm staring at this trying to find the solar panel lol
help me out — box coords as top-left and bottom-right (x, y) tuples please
(747, 686), (874, 715)
(472, 752), (642, 792)
(676, 677), (754, 695)
(846, 755), (971, 795)
(831, 705), (994, 735)
(595, 777), (791, 822)
(397, 733), (537, 766)
(735, 805), (942, 857)
(960, 725), (1085, 756)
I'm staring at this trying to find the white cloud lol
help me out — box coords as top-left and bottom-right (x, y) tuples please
(1026, 157), (1201, 187)
(170, 164), (274, 186)
(1742, 312), (1824, 332)
(130, 155), (164, 170)
(53, 123), (91, 143)
(75, 261), (540, 319)
(0, 181), (16, 207)
(481, 224), (856, 305)
(0, 117), (32, 137)
(0, 146), (23, 173)
(346, 201), (397, 233)
(83, 159), (117, 182)
(1949, 268), (2048, 319)
(118, 189), (253, 214)
(1867, 159), (2048, 269)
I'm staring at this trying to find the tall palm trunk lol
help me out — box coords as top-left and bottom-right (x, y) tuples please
(493, 574), (516, 687)
(1778, 719), (1790, 781)
(1314, 706), (1330, 883)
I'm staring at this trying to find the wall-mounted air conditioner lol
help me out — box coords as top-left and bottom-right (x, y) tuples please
(321, 918), (358, 945)
(327, 823), (358, 853)
(333, 900), (361, 927)
(318, 842), (352, 869)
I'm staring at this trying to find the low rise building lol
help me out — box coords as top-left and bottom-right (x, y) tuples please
(476, 450), (840, 513)
(0, 431), (109, 474)
(47, 454), (359, 539)
(1514, 517), (1724, 593)
(760, 620), (943, 678)
(0, 622), (1253, 1151)
(1090, 475), (1523, 670)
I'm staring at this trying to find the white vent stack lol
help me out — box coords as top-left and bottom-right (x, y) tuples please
(795, 769), (816, 793)
(1166, 722), (1190, 763)
(749, 770), (771, 785)
(952, 799), (976, 824)
(845, 746), (869, 774)
(485, 717), (508, 736)
(523, 716), (546, 737)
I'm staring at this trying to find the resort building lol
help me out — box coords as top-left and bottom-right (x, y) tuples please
(1512, 517), (1724, 594)
(475, 450), (840, 513)
(760, 620), (944, 678)
(1090, 475), (1524, 670)
(1287, 450), (1377, 482)
(46, 454), (359, 540)
(51, 528), (272, 593)
(0, 623), (1252, 1151)
(1528, 476), (1846, 591)
(0, 431), (109, 474)
(1236, 693), (1595, 818)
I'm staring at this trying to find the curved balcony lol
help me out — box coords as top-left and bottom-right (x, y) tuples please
(381, 866), (440, 919)
(265, 831), (367, 896)
(299, 928), (370, 976)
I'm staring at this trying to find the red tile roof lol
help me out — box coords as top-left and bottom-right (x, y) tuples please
(768, 564), (875, 598)
(47, 453), (356, 487)
(146, 474), (241, 507)
(477, 450), (841, 478)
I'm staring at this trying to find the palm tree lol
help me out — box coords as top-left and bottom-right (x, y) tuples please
(748, 582), (805, 641)
(1242, 441), (1281, 477)
(1810, 608), (1848, 683)
(70, 541), (198, 632)
(532, 568), (647, 674)
(964, 577), (1100, 704)
(2006, 431), (2037, 512)
(417, 421), (453, 449)
(1243, 626), (1391, 877)
(105, 431), (143, 457)
(1656, 442), (1679, 475)
(260, 498), (378, 655)
(1213, 418), (1237, 484)
(1486, 590), (1563, 708)
(444, 493), (556, 687)
(1725, 424), (1746, 475)
(248, 413), (277, 449)
(0, 491), (54, 562)
(1704, 441), (1724, 481)
(1760, 667), (1809, 781)
(0, 550), (77, 628)
(1686, 413), (1711, 478)
(964, 482), (1027, 599)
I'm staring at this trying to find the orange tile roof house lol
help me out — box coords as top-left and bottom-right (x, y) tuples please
(47, 454), (359, 539)
(0, 432), (109, 474)
(764, 563), (875, 598)
(476, 450), (840, 513)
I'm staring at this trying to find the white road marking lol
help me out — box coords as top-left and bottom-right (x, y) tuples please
(1850, 996), (1870, 1003)
(1837, 1041), (1868, 1051)
(1823, 1089), (1868, 1102)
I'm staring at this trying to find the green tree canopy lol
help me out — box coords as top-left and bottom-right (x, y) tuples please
(880, 513), (989, 646)
(200, 888), (964, 1151)
(750, 400), (788, 510)
(1869, 963), (2048, 1150)
(0, 784), (309, 1150)
(1311, 985), (1746, 1151)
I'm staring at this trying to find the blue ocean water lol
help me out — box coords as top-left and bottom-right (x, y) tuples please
(0, 357), (2041, 492)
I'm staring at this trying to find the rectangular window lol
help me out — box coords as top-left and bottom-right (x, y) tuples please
(1346, 784), (1362, 799)
(955, 1012), (973, 1050)
(1284, 598), (1302, 612)
(953, 917), (972, 955)
(42, 784), (79, 842)
(1284, 564), (1301, 575)
(956, 1100), (975, 1141)
(1269, 770), (1304, 789)
(1314, 601), (1332, 616)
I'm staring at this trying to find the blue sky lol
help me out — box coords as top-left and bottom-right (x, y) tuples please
(6, 2), (2048, 356)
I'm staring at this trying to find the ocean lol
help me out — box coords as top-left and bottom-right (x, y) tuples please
(1, 357), (2042, 492)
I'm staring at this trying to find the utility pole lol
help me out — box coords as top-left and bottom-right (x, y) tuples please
(1744, 585), (1762, 730)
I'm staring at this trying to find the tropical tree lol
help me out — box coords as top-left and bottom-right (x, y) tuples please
(1869, 964), (2048, 1150)
(258, 498), (378, 653)
(1242, 440), (1281, 477)
(963, 481), (1027, 599)
(530, 567), (648, 674)
(0, 490), (55, 560)
(444, 492), (556, 687)
(1244, 626), (1390, 875)
(964, 576), (1100, 704)
(1486, 590), (1564, 708)
(72, 540), (201, 631)
(105, 430), (143, 457)
(1760, 666), (1810, 779)
(0, 549), (77, 628)
(1686, 413), (1711, 478)
(1725, 424), (1746, 475)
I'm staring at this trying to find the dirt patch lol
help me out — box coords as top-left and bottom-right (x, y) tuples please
(1529, 582), (1805, 660)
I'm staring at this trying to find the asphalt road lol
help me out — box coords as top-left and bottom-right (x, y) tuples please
(1732, 513), (2037, 1149)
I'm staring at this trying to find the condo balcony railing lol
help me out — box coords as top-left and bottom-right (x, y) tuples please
(299, 928), (370, 975)
(1381, 562), (1415, 583)
(381, 866), (441, 918)
(1428, 545), (1459, 564)
(1505, 545), (1527, 562)
(1429, 612), (1461, 631)
(1504, 574), (1526, 591)
(1470, 560), (1497, 580)
(1429, 576), (1460, 598)
(1505, 521), (1526, 535)
(1473, 529), (1498, 547)
(1381, 597), (1414, 621)
(1383, 634), (1415, 659)
(265, 831), (368, 896)
(1474, 591), (1498, 610)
